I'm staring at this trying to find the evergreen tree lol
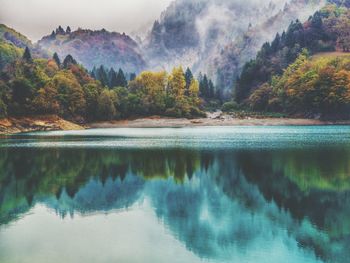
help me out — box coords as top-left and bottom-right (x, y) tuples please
(184, 67), (194, 95)
(108, 68), (118, 88)
(215, 88), (222, 102)
(22, 47), (32, 63)
(91, 66), (97, 79)
(62, 54), (77, 69)
(53, 52), (61, 67)
(56, 26), (65, 35)
(199, 74), (209, 98)
(208, 80), (215, 98)
(271, 33), (280, 52)
(66, 26), (72, 34)
(116, 69), (127, 87)
(97, 65), (109, 87)
(50, 30), (56, 39)
(91, 71), (96, 79)
(129, 73), (136, 81)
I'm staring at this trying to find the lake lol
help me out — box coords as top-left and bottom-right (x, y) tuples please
(0, 126), (350, 263)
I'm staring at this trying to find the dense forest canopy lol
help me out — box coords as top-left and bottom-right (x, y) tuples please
(248, 52), (350, 118)
(2, 2), (350, 120)
(232, 2), (350, 119)
(0, 48), (214, 120)
(236, 4), (342, 102)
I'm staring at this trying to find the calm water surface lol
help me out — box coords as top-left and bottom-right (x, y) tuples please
(1, 126), (350, 263)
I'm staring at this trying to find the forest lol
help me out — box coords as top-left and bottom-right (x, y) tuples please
(234, 3), (350, 119)
(2, 3), (350, 121)
(0, 45), (223, 121)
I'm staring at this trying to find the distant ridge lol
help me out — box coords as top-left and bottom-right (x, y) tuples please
(38, 26), (146, 72)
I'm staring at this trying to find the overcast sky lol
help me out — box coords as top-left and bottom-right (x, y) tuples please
(0, 0), (173, 42)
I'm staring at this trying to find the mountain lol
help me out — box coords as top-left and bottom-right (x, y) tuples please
(0, 24), (47, 69)
(235, 2), (350, 119)
(212, 0), (326, 90)
(0, 24), (32, 49)
(144, 0), (325, 93)
(38, 27), (146, 73)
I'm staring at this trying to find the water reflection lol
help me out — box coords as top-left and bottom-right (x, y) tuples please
(0, 145), (350, 262)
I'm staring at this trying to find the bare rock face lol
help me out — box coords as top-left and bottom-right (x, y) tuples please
(38, 27), (146, 73)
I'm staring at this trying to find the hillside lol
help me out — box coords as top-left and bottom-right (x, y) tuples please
(0, 24), (32, 49)
(38, 27), (146, 73)
(213, 0), (327, 90)
(235, 2), (350, 103)
(0, 41), (23, 70)
(247, 52), (350, 119)
(144, 0), (325, 93)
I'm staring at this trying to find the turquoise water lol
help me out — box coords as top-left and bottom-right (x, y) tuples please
(0, 126), (350, 263)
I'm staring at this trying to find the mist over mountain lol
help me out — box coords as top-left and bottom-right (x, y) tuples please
(0, 0), (332, 93)
(144, 0), (326, 91)
(38, 27), (146, 72)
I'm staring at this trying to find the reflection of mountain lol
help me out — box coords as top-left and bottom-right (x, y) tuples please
(48, 176), (144, 218)
(1, 147), (350, 262)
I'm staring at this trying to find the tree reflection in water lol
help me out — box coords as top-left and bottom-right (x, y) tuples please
(0, 146), (350, 262)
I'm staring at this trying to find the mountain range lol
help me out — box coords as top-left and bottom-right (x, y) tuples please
(0, 0), (343, 92)
(144, 0), (325, 91)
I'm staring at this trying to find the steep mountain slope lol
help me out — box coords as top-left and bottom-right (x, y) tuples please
(144, 0), (325, 92)
(38, 27), (146, 72)
(0, 24), (46, 69)
(234, 2), (350, 119)
(213, 0), (326, 90)
(0, 24), (32, 49)
(236, 2), (350, 102)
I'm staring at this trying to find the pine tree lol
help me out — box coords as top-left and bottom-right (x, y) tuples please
(22, 47), (32, 63)
(91, 66), (97, 79)
(271, 33), (280, 52)
(66, 26), (72, 34)
(97, 65), (108, 87)
(53, 52), (61, 67)
(56, 25), (65, 35)
(184, 67), (193, 96)
(208, 80), (215, 98)
(91, 70), (96, 79)
(63, 54), (77, 69)
(108, 68), (118, 88)
(199, 74), (209, 98)
(116, 69), (127, 87)
(50, 30), (56, 39)
(129, 73), (136, 81)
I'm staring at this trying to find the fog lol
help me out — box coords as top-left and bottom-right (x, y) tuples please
(0, 0), (173, 41)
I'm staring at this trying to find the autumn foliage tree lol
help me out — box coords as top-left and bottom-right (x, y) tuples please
(0, 47), (204, 121)
(248, 52), (350, 119)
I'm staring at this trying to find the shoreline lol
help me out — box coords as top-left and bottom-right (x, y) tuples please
(1, 115), (350, 135)
(0, 115), (84, 135)
(89, 116), (350, 129)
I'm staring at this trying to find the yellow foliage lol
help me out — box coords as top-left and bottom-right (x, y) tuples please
(52, 71), (86, 116)
(168, 66), (186, 99)
(189, 79), (200, 106)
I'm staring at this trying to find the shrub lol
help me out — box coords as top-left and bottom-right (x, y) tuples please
(222, 101), (239, 112)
